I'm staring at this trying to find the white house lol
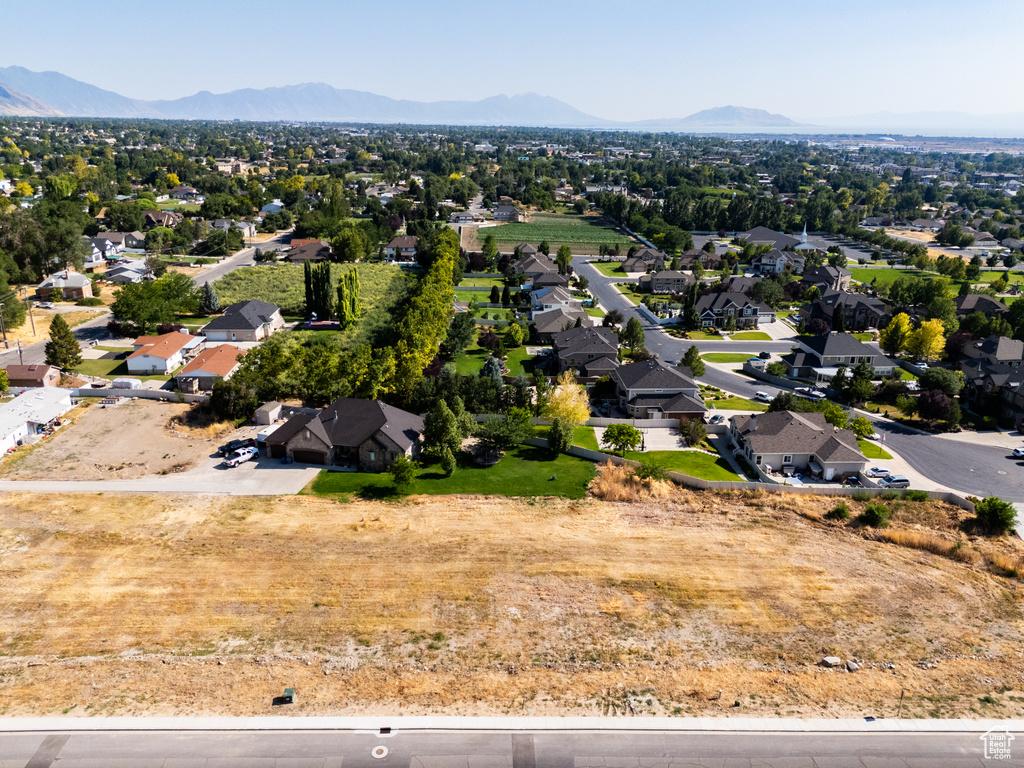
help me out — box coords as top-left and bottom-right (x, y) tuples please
(0, 388), (75, 453)
(211, 219), (257, 238)
(126, 331), (202, 375)
(531, 286), (576, 312)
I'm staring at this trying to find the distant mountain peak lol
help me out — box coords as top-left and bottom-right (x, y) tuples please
(680, 105), (799, 127)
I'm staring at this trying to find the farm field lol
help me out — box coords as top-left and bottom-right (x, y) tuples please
(214, 263), (411, 349)
(483, 214), (634, 254)
(3, 488), (1022, 718)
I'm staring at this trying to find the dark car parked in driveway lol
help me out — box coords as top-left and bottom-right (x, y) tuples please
(217, 437), (256, 457)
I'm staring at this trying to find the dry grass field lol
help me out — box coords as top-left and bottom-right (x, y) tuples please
(0, 399), (236, 480)
(2, 478), (1024, 719)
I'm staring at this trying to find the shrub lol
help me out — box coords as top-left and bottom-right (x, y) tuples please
(633, 458), (668, 482)
(902, 489), (929, 502)
(851, 490), (872, 503)
(76, 297), (105, 306)
(860, 502), (891, 528)
(156, 322), (185, 335)
(825, 502), (850, 521)
(974, 496), (1018, 536)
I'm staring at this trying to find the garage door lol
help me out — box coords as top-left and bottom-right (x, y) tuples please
(292, 450), (327, 465)
(267, 444), (286, 459)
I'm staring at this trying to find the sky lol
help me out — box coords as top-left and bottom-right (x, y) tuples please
(3, 0), (1024, 122)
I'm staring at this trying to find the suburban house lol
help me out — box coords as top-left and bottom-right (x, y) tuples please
(170, 185), (201, 200)
(211, 219), (256, 238)
(286, 240), (332, 263)
(531, 286), (576, 312)
(264, 398), (424, 470)
(3, 364), (60, 390)
(201, 300), (285, 342)
(720, 275), (759, 295)
(127, 331), (202, 375)
(677, 248), (722, 271)
(106, 260), (151, 284)
(532, 306), (593, 341)
(751, 249), (805, 275)
(730, 410), (867, 481)
(143, 210), (183, 229)
(552, 326), (619, 376)
(493, 204), (521, 222)
(954, 293), (1010, 319)
(514, 243), (539, 257)
(622, 248), (666, 274)
(0, 387), (75, 453)
(448, 211), (480, 224)
(532, 272), (570, 289)
(639, 270), (693, 294)
(694, 291), (774, 329)
(782, 332), (895, 381)
(799, 289), (889, 330)
(173, 345), (245, 392)
(610, 359), (706, 419)
(960, 335), (1024, 424)
(260, 200), (285, 215)
(801, 266), (852, 292)
(385, 235), (419, 261)
(512, 253), (557, 279)
(739, 226), (801, 251)
(37, 270), (93, 301)
(87, 236), (122, 262)
(102, 231), (145, 250)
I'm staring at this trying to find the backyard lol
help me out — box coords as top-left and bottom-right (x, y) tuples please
(619, 449), (742, 481)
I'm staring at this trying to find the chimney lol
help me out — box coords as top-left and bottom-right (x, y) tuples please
(750, 415), (757, 432)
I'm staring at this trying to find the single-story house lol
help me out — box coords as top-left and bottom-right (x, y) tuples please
(127, 331), (202, 375)
(106, 260), (152, 284)
(610, 359), (706, 419)
(0, 387), (75, 453)
(173, 345), (245, 392)
(386, 236), (419, 261)
(286, 241), (332, 263)
(730, 410), (867, 481)
(4, 364), (60, 390)
(37, 270), (93, 301)
(782, 332), (894, 381)
(264, 398), (424, 471)
(200, 300), (285, 342)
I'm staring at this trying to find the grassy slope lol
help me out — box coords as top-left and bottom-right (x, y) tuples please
(621, 450), (743, 481)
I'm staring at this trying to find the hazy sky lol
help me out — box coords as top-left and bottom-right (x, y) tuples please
(4, 0), (1023, 121)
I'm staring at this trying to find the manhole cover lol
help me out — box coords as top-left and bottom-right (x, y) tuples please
(372, 745), (389, 759)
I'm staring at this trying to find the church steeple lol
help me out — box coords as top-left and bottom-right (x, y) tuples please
(801, 222), (808, 244)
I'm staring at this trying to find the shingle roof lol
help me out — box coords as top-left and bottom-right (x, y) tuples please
(39, 270), (91, 289)
(532, 306), (591, 334)
(129, 331), (194, 361)
(176, 345), (245, 378)
(387, 235), (419, 249)
(800, 332), (889, 361)
(269, 398), (423, 452)
(955, 294), (1009, 316)
(202, 301), (281, 333)
(733, 410), (865, 464)
(612, 359), (698, 392)
(740, 226), (800, 250)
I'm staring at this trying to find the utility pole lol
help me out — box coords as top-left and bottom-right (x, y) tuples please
(23, 286), (35, 336)
(0, 300), (7, 348)
(17, 340), (22, 366)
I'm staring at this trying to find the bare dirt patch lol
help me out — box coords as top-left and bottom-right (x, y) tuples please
(1, 489), (1023, 718)
(6, 308), (106, 346)
(0, 399), (235, 480)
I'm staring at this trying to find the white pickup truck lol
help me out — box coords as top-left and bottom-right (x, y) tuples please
(222, 446), (258, 468)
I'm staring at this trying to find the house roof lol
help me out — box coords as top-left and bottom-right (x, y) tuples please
(3, 364), (57, 384)
(39, 270), (91, 289)
(802, 265), (851, 284)
(955, 293), (1009, 316)
(387, 235), (419, 249)
(800, 332), (889, 361)
(202, 300), (281, 333)
(266, 398), (423, 452)
(532, 272), (569, 288)
(753, 248), (806, 268)
(963, 334), (1024, 364)
(816, 289), (888, 314)
(740, 226), (800, 250)
(611, 358), (698, 392)
(720, 275), (759, 295)
(733, 410), (865, 464)
(649, 270), (693, 284)
(695, 291), (770, 314)
(176, 345), (245, 378)
(102, 231), (144, 245)
(128, 331), (196, 361)
(532, 306), (592, 334)
(516, 243), (539, 256)
(0, 387), (73, 438)
(631, 391), (706, 414)
(532, 286), (572, 304)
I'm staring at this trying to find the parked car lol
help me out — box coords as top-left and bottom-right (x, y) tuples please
(905, 381), (920, 391)
(222, 446), (258, 467)
(866, 431), (882, 441)
(758, 351), (771, 360)
(866, 466), (890, 478)
(1012, 446), (1024, 458)
(915, 362), (929, 371)
(34, 301), (54, 309)
(879, 475), (910, 489)
(217, 437), (256, 457)
(753, 391), (773, 403)
(708, 414), (726, 425)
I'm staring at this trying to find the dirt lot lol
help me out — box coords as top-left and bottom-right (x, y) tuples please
(1, 486), (1023, 719)
(0, 399), (234, 480)
(5, 307), (106, 346)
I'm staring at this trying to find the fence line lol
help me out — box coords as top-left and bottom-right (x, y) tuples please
(72, 388), (210, 404)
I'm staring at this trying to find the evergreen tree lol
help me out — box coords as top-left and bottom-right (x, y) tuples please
(337, 268), (361, 330)
(501, 285), (511, 306)
(832, 303), (846, 332)
(621, 317), (645, 352)
(198, 282), (221, 315)
(440, 445), (457, 477)
(306, 262), (334, 319)
(423, 400), (463, 458)
(548, 417), (574, 454)
(44, 314), (81, 370)
(681, 344), (705, 377)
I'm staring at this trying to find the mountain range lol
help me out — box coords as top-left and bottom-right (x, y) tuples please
(2, 66), (1022, 137)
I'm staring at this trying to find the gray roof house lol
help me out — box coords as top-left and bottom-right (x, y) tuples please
(201, 300), (285, 342)
(799, 289), (889, 330)
(739, 226), (801, 251)
(553, 326), (619, 376)
(532, 306), (593, 340)
(695, 291), (774, 329)
(954, 293), (1010, 319)
(610, 359), (705, 419)
(730, 410), (867, 481)
(801, 266), (852, 292)
(782, 332), (895, 382)
(751, 249), (805, 275)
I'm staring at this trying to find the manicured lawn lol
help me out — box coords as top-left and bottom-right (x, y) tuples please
(460, 276), (505, 288)
(586, 306), (606, 318)
(708, 397), (768, 412)
(703, 353), (756, 363)
(452, 343), (539, 377)
(455, 289), (497, 303)
(681, 330), (722, 340)
(858, 439), (893, 460)
(75, 357), (174, 382)
(504, 346), (538, 377)
(852, 332), (874, 341)
(589, 260), (626, 277)
(488, 214), (633, 252)
(534, 425), (600, 451)
(849, 268), (940, 289)
(897, 367), (919, 381)
(306, 445), (596, 500)
(729, 331), (772, 341)
(621, 450), (743, 482)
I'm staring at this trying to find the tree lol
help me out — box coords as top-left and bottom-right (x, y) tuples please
(621, 317), (645, 352)
(822, 401), (848, 430)
(919, 367), (963, 397)
(504, 322), (524, 348)
(44, 314), (81, 370)
(555, 244), (572, 275)
(501, 285), (511, 306)
(388, 455), (418, 490)
(423, 400), (463, 458)
(917, 389), (951, 421)
(548, 417), (574, 454)
(545, 371), (590, 427)
(489, 285), (501, 304)
(681, 344), (705, 377)
(751, 279), (784, 309)
(879, 313), (913, 356)
(481, 356), (504, 388)
(304, 261), (334, 319)
(538, 240), (550, 256)
(601, 423), (641, 456)
(198, 282), (221, 315)
(478, 407), (533, 453)
(681, 418), (706, 447)
(481, 233), (498, 269)
(440, 313), (476, 359)
(850, 416), (874, 438)
(440, 445), (457, 477)
(603, 309), (624, 328)
(831, 303), (846, 332)
(145, 254), (168, 278)
(336, 268), (361, 330)
(974, 496), (1018, 536)
(907, 319), (946, 361)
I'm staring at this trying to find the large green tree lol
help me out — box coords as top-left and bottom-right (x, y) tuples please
(44, 314), (81, 370)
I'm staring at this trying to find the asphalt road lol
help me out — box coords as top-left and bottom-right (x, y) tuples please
(4, 728), (1017, 767)
(575, 256), (1024, 501)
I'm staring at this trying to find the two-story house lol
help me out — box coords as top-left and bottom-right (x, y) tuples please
(385, 235), (419, 262)
(639, 270), (693, 294)
(610, 359), (706, 419)
(782, 332), (895, 381)
(751, 249), (805, 275)
(553, 326), (619, 377)
(799, 289), (889, 331)
(694, 291), (775, 329)
(801, 266), (852, 292)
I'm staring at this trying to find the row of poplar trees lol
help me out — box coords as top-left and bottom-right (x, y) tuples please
(303, 261), (360, 330)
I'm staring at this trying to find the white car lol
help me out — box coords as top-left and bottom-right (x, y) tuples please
(905, 381), (920, 392)
(1012, 446), (1024, 458)
(222, 446), (258, 467)
(866, 466), (890, 478)
(866, 432), (882, 441)
(753, 391), (773, 403)
(35, 301), (55, 309)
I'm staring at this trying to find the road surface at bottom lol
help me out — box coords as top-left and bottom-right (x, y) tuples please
(2, 719), (1022, 767)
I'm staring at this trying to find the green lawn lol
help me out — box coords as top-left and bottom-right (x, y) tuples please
(488, 214), (633, 253)
(708, 397), (768, 412)
(729, 331), (772, 341)
(703, 353), (756, 363)
(589, 260), (626, 277)
(306, 445), (596, 500)
(897, 367), (919, 381)
(75, 357), (175, 382)
(680, 330), (722, 340)
(858, 439), (893, 460)
(852, 332), (874, 342)
(460, 276), (505, 288)
(455, 289), (498, 303)
(452, 342), (539, 377)
(534, 425), (600, 451)
(621, 450), (742, 482)
(586, 306), (606, 318)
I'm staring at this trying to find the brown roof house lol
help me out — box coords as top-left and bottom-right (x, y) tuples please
(730, 410), (867, 481)
(4, 364), (60, 390)
(264, 398), (424, 471)
(386, 235), (419, 262)
(173, 345), (245, 392)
